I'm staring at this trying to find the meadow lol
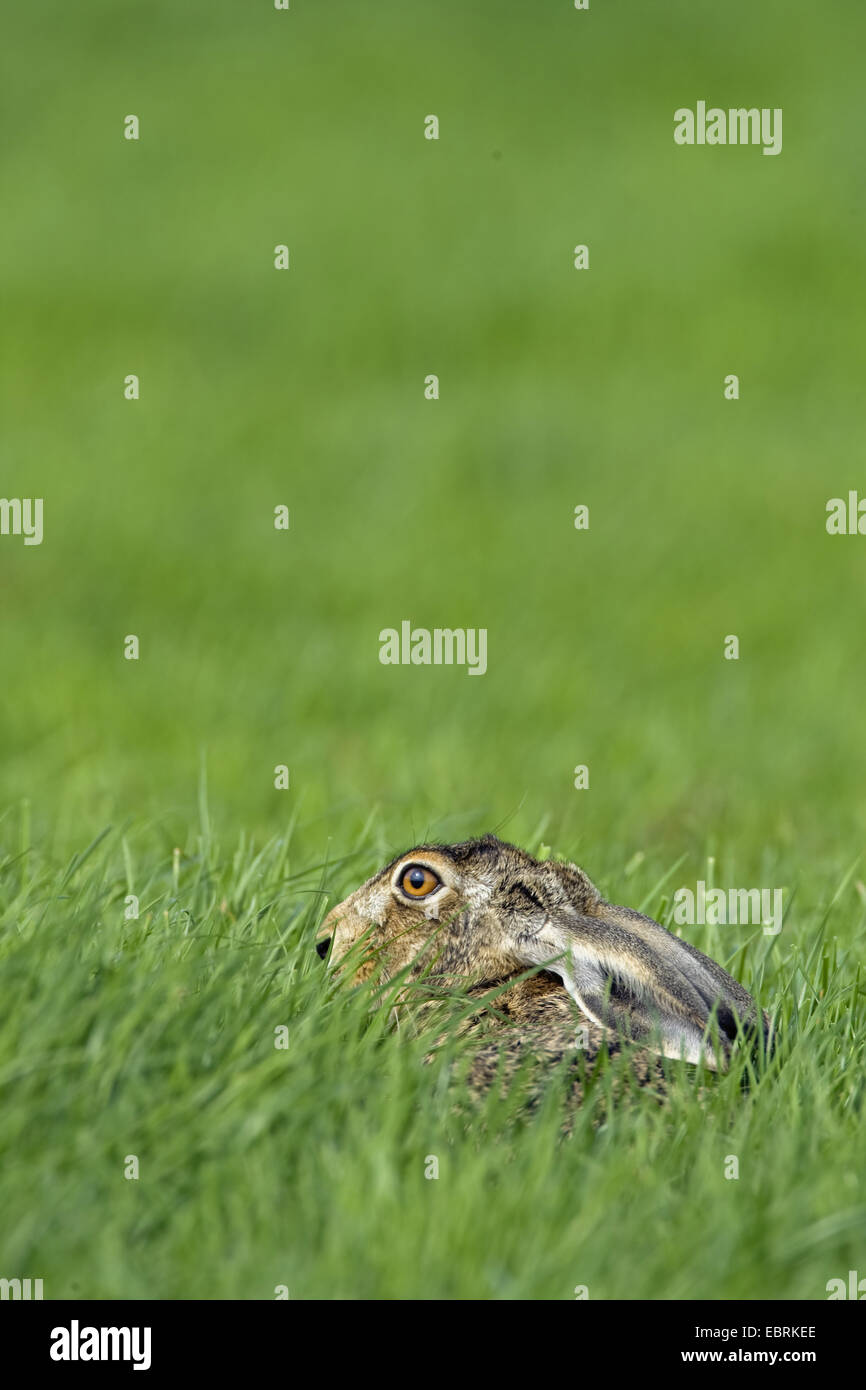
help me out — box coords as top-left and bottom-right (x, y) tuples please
(1, 0), (864, 1299)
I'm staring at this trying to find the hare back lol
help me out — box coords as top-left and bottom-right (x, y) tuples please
(450, 973), (669, 1105)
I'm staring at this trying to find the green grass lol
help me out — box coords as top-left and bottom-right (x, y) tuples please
(2, 0), (866, 1299)
(0, 801), (863, 1299)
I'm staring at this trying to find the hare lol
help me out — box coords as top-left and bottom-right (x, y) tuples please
(317, 834), (771, 1103)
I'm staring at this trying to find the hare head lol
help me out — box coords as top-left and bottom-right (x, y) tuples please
(317, 834), (768, 1070)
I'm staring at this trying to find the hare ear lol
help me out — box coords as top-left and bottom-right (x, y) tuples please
(513, 900), (761, 1071)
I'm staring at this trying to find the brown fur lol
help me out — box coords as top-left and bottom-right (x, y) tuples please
(317, 835), (770, 1105)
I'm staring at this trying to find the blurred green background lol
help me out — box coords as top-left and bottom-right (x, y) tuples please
(2, 0), (865, 863)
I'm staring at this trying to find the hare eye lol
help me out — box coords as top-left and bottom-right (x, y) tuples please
(399, 865), (441, 898)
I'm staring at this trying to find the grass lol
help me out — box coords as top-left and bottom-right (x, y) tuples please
(2, 0), (866, 1299)
(0, 797), (863, 1300)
